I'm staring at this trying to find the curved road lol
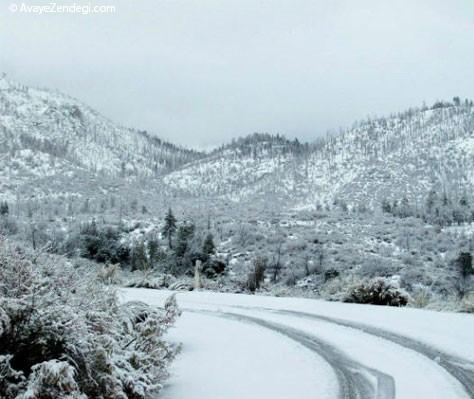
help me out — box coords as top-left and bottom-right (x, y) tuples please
(121, 289), (474, 399)
(212, 310), (396, 399)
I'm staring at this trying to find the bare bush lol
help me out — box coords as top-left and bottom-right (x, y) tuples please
(97, 262), (121, 284)
(410, 288), (432, 308)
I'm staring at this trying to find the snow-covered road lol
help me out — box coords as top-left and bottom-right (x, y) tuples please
(121, 289), (474, 399)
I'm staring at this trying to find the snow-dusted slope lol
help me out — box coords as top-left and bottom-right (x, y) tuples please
(122, 288), (474, 399)
(0, 77), (202, 180)
(164, 105), (474, 209)
(163, 133), (309, 200)
(304, 106), (474, 209)
(2, 76), (473, 212)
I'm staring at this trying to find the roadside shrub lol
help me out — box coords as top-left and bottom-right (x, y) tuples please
(319, 274), (358, 300)
(202, 259), (227, 278)
(0, 237), (180, 398)
(343, 278), (409, 306)
(410, 288), (431, 308)
(125, 274), (177, 290)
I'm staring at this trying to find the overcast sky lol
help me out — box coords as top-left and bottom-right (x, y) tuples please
(1, 0), (473, 148)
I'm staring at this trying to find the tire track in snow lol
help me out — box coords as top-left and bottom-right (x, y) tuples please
(193, 309), (396, 399)
(241, 307), (474, 399)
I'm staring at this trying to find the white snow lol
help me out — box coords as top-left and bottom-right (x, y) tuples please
(121, 289), (474, 399)
(158, 312), (335, 399)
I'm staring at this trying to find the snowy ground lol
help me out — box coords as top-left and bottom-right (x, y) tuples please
(120, 289), (474, 399)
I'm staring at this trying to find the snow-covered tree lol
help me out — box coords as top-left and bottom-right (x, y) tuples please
(162, 208), (177, 249)
(202, 233), (216, 261)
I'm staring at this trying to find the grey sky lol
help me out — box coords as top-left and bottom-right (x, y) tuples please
(1, 0), (473, 148)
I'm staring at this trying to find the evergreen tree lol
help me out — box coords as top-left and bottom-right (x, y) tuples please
(457, 252), (473, 279)
(456, 252), (473, 298)
(80, 219), (100, 260)
(147, 237), (160, 267)
(131, 240), (147, 272)
(175, 222), (195, 259)
(381, 199), (391, 213)
(202, 233), (215, 261)
(0, 201), (9, 216)
(162, 208), (177, 249)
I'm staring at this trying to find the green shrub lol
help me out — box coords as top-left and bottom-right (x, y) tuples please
(344, 278), (409, 306)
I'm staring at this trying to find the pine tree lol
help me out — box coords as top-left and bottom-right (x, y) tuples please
(175, 222), (195, 258)
(0, 201), (9, 216)
(162, 208), (177, 249)
(147, 237), (160, 267)
(202, 233), (215, 261)
(381, 199), (391, 213)
(131, 240), (147, 272)
(456, 252), (473, 298)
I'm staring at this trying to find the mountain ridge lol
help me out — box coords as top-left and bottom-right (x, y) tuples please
(1, 76), (474, 211)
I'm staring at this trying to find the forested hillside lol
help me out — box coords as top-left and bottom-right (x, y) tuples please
(0, 76), (203, 201)
(165, 100), (474, 211)
(0, 78), (473, 313)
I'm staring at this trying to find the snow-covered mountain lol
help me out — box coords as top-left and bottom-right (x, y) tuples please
(0, 77), (203, 192)
(1, 76), (473, 211)
(164, 133), (311, 201)
(165, 102), (474, 209)
(0, 76), (205, 203)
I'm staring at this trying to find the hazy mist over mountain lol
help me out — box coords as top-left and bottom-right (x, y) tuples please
(2, 0), (474, 147)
